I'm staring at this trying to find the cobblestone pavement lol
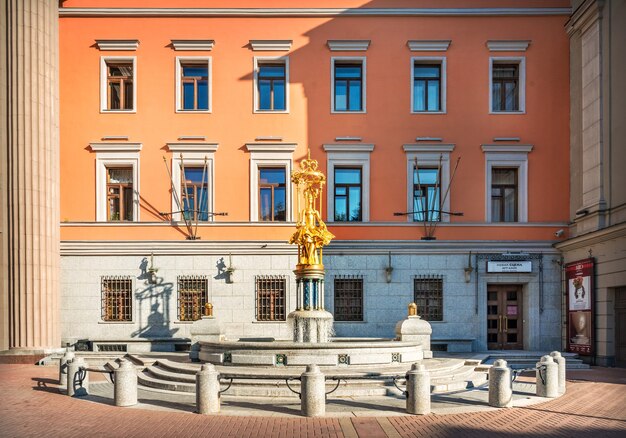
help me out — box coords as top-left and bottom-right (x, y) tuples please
(0, 364), (624, 438)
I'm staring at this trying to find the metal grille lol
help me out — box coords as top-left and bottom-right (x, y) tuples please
(177, 276), (208, 321)
(413, 275), (443, 321)
(256, 276), (286, 321)
(334, 276), (363, 321)
(101, 276), (133, 321)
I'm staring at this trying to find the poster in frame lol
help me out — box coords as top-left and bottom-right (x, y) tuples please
(565, 258), (594, 356)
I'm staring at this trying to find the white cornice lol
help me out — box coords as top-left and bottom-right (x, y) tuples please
(487, 40), (531, 51)
(407, 40), (451, 51)
(60, 8), (572, 18)
(481, 144), (533, 153)
(403, 144), (455, 153)
(171, 40), (215, 51)
(245, 143), (297, 153)
(323, 143), (374, 152)
(95, 40), (139, 51)
(327, 40), (371, 51)
(89, 142), (142, 152)
(249, 40), (292, 51)
(166, 142), (219, 152)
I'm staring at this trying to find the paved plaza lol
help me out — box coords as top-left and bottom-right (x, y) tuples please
(0, 364), (624, 437)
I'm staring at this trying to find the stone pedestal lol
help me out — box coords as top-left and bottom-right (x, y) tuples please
(550, 351), (566, 394)
(406, 363), (430, 415)
(196, 364), (221, 414)
(536, 355), (558, 398)
(288, 310), (334, 343)
(301, 364), (326, 417)
(190, 316), (225, 361)
(395, 316), (433, 359)
(488, 359), (512, 407)
(67, 357), (88, 397)
(114, 359), (138, 407)
(59, 348), (75, 386)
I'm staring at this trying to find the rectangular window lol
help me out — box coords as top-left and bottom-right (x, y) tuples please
(257, 63), (286, 111)
(492, 64), (519, 112)
(101, 276), (133, 322)
(181, 64), (209, 110)
(334, 167), (362, 221)
(334, 62), (363, 112)
(414, 276), (443, 322)
(334, 276), (363, 321)
(106, 167), (134, 221)
(177, 276), (208, 322)
(413, 167), (440, 222)
(181, 167), (209, 221)
(256, 276), (286, 321)
(106, 62), (134, 110)
(491, 168), (518, 222)
(259, 167), (286, 221)
(413, 64), (441, 112)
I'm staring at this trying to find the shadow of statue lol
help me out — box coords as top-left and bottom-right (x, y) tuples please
(214, 257), (228, 281)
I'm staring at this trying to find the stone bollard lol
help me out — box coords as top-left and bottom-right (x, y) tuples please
(196, 364), (221, 415)
(67, 357), (89, 397)
(300, 364), (325, 417)
(59, 347), (75, 387)
(550, 351), (567, 395)
(488, 359), (512, 408)
(114, 359), (138, 407)
(406, 363), (431, 415)
(536, 355), (558, 398)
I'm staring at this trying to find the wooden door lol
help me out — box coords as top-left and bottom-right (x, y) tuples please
(616, 287), (626, 368)
(487, 284), (524, 350)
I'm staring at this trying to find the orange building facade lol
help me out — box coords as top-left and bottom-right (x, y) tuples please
(57, 1), (571, 353)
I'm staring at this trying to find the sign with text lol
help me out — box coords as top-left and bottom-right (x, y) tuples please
(487, 261), (532, 273)
(565, 258), (594, 356)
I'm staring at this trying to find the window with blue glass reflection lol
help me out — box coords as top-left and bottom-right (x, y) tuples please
(492, 64), (519, 112)
(413, 168), (440, 221)
(258, 64), (286, 111)
(182, 167), (209, 221)
(259, 167), (286, 221)
(413, 64), (441, 112)
(334, 63), (362, 111)
(334, 168), (362, 221)
(181, 64), (209, 110)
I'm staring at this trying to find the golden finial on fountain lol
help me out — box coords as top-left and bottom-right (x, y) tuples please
(289, 149), (335, 269)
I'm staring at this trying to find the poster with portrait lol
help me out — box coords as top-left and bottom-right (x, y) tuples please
(565, 258), (594, 356)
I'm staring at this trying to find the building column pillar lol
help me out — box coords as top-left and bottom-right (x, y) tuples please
(0, 0), (60, 353)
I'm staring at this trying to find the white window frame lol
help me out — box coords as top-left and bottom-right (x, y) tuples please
(331, 57), (367, 114)
(403, 144), (455, 223)
(246, 143), (296, 222)
(489, 57), (526, 114)
(100, 56), (137, 113)
(411, 57), (447, 114)
(175, 57), (212, 113)
(324, 144), (374, 222)
(484, 148), (530, 223)
(253, 56), (289, 113)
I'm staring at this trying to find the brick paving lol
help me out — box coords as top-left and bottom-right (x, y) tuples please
(0, 364), (624, 438)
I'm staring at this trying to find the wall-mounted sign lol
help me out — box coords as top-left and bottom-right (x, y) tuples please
(566, 258), (594, 356)
(487, 261), (532, 273)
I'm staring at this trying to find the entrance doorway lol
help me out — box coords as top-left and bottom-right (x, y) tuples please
(615, 287), (626, 368)
(487, 284), (524, 350)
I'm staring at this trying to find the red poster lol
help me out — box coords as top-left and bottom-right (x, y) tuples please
(565, 258), (594, 356)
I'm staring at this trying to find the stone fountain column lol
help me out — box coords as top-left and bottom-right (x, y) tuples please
(288, 266), (333, 343)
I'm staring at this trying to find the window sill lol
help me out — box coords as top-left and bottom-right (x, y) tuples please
(100, 109), (137, 114)
(331, 110), (367, 114)
(411, 111), (446, 115)
(98, 320), (135, 324)
(252, 320), (287, 324)
(174, 321), (195, 324)
(489, 110), (526, 115)
(253, 109), (289, 114)
(175, 109), (212, 114)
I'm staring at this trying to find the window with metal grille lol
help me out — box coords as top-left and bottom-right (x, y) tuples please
(413, 275), (443, 321)
(334, 276), (363, 321)
(101, 276), (133, 321)
(256, 276), (286, 321)
(177, 276), (208, 321)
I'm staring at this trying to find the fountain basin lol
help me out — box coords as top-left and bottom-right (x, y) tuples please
(198, 338), (424, 367)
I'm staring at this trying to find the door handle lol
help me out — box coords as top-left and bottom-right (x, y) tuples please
(504, 316), (508, 333)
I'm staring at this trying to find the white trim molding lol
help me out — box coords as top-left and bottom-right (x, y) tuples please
(327, 40), (370, 51)
(100, 56), (137, 113)
(175, 57), (212, 113)
(171, 40), (215, 51)
(489, 56), (526, 114)
(95, 150), (141, 222)
(95, 40), (139, 51)
(407, 40), (451, 51)
(250, 40), (292, 51)
(483, 147), (531, 223)
(90, 142), (142, 152)
(403, 145), (455, 223)
(331, 57), (367, 114)
(411, 56), (447, 114)
(253, 56), (290, 113)
(245, 144), (296, 222)
(325, 146), (374, 223)
(166, 142), (219, 153)
(487, 40), (531, 51)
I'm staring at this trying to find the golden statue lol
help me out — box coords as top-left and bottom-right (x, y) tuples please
(289, 151), (335, 268)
